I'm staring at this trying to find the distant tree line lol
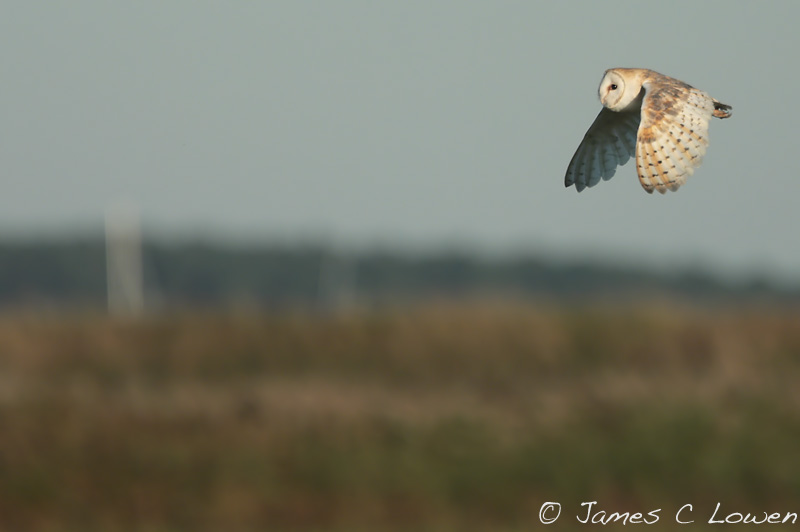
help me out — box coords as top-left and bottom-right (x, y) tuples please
(0, 239), (794, 309)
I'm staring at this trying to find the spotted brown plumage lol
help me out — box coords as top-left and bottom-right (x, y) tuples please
(565, 68), (731, 194)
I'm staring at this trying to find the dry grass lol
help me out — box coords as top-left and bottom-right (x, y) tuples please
(0, 301), (799, 531)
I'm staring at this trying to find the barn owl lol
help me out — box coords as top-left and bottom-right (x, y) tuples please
(565, 68), (731, 194)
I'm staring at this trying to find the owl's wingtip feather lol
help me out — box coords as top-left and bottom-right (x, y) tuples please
(712, 101), (732, 119)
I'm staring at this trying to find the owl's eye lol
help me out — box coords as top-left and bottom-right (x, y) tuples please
(610, 84), (618, 90)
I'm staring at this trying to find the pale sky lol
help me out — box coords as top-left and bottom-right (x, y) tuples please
(2, 2), (798, 282)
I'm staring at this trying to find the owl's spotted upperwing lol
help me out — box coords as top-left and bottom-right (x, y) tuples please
(635, 73), (717, 194)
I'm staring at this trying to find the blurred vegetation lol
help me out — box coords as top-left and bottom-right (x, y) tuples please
(0, 239), (795, 308)
(0, 303), (799, 531)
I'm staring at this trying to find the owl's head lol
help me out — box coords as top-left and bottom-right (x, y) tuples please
(598, 69), (643, 112)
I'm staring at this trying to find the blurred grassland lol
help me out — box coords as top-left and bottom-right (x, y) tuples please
(1, 302), (800, 531)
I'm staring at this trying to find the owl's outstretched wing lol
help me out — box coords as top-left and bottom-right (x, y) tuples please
(634, 83), (715, 194)
(565, 107), (640, 192)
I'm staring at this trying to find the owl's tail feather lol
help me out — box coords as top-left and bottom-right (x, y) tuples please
(712, 100), (732, 119)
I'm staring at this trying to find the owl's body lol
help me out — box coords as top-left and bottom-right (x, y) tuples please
(565, 68), (731, 194)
